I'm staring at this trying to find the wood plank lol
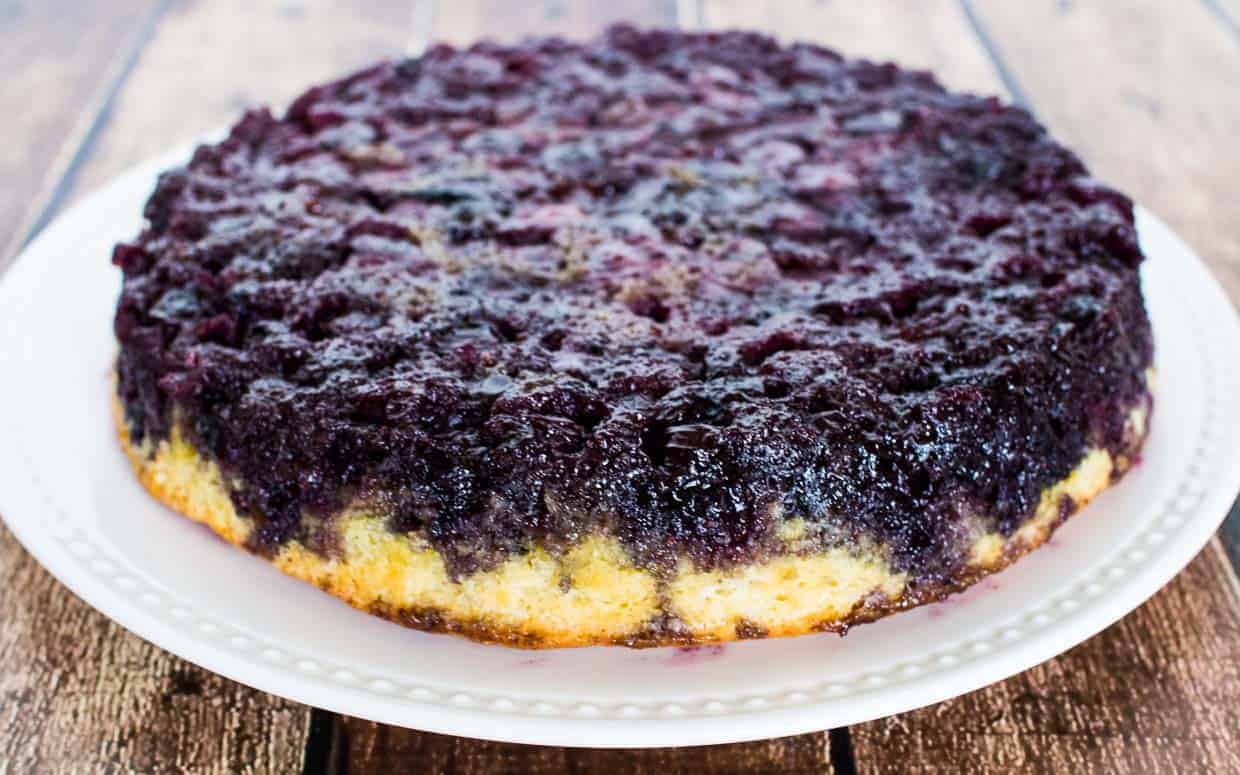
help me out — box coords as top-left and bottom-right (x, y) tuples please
(64, 0), (418, 204)
(0, 2), (417, 772)
(968, 0), (1240, 572)
(702, 0), (1003, 95)
(0, 4), (302, 772)
(6, 1), (1235, 772)
(332, 724), (833, 774)
(433, 0), (677, 46)
(970, 0), (1240, 303)
(330, 1), (998, 769)
(0, 526), (310, 773)
(851, 542), (1240, 773)
(325, 1), (866, 768)
(0, 0), (161, 266)
(850, 1), (1240, 770)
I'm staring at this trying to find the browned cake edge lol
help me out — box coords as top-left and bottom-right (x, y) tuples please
(114, 390), (1149, 649)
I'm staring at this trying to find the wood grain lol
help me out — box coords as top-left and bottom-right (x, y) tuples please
(64, 0), (418, 205)
(432, 0), (677, 46)
(330, 723), (834, 774)
(4, 1), (1240, 772)
(969, 0), (1240, 302)
(0, 527), (310, 774)
(850, 1), (1240, 770)
(0, 2), (418, 773)
(0, 6), (309, 772)
(851, 542), (1240, 773)
(328, 1), (871, 768)
(968, 0), (1240, 593)
(702, 0), (1002, 94)
(328, 1), (998, 769)
(0, 0), (162, 266)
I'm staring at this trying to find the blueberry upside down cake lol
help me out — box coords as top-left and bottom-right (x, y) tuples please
(113, 26), (1153, 647)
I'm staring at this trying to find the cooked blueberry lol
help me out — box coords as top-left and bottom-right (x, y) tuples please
(114, 26), (1153, 578)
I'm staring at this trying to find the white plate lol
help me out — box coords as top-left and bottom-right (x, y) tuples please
(2, 143), (1239, 748)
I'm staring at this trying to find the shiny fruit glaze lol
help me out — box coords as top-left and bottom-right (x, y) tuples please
(114, 26), (1152, 579)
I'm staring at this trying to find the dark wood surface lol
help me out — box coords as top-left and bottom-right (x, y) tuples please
(2, 2), (1238, 772)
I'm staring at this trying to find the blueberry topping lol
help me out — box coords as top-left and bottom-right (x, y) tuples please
(115, 26), (1152, 578)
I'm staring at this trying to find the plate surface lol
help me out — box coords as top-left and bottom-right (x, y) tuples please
(2, 144), (1239, 748)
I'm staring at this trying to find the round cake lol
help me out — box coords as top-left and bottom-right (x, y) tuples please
(112, 26), (1153, 647)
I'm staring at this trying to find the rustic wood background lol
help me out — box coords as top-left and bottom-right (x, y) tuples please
(2, 1), (1239, 772)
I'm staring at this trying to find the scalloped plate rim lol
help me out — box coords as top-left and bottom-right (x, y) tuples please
(1, 141), (1237, 748)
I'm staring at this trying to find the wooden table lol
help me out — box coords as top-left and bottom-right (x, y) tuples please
(3, 2), (1240, 771)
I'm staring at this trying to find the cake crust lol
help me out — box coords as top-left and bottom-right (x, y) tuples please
(111, 26), (1155, 647)
(116, 393), (1145, 648)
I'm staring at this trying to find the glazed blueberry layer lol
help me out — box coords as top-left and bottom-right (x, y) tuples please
(114, 26), (1152, 579)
